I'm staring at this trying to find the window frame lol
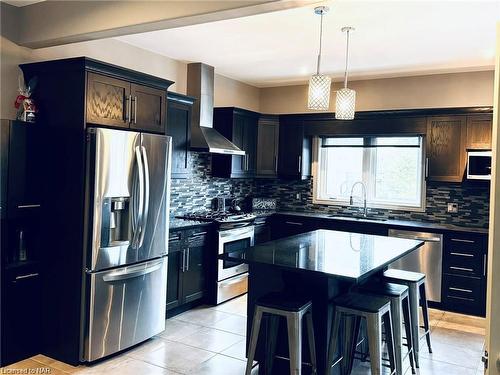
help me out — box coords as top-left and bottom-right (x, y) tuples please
(312, 135), (427, 212)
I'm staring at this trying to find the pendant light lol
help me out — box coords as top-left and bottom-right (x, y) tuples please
(335, 26), (356, 120)
(307, 6), (331, 111)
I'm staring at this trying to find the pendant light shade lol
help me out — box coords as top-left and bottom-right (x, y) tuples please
(308, 74), (331, 110)
(336, 26), (356, 120)
(307, 6), (330, 111)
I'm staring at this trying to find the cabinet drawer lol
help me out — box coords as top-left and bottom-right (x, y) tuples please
(444, 235), (487, 277)
(187, 229), (209, 247)
(168, 232), (183, 253)
(442, 274), (484, 315)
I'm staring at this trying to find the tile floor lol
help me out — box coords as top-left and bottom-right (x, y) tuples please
(2, 295), (486, 374)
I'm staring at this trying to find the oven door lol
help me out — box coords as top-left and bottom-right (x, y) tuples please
(218, 226), (253, 281)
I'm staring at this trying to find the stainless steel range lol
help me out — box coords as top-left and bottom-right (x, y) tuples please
(177, 211), (255, 304)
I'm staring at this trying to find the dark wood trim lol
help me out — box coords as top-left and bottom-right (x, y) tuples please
(277, 106), (493, 121)
(215, 106), (261, 118)
(21, 57), (174, 91)
(167, 91), (196, 105)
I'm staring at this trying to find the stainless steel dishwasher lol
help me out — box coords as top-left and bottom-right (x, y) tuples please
(388, 229), (443, 302)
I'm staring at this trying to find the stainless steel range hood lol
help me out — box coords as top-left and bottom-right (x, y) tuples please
(187, 63), (245, 155)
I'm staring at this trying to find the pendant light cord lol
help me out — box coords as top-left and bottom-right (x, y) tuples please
(343, 28), (350, 88)
(316, 11), (324, 74)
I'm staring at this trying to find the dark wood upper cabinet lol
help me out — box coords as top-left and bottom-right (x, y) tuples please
(166, 92), (195, 179)
(86, 73), (131, 128)
(466, 114), (492, 150)
(256, 115), (279, 178)
(426, 115), (467, 182)
(130, 83), (167, 133)
(212, 107), (259, 178)
(278, 117), (311, 180)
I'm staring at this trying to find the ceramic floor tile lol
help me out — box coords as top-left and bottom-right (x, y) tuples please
(173, 307), (235, 326)
(417, 357), (477, 375)
(127, 336), (171, 358)
(431, 326), (485, 352)
(158, 319), (204, 341)
(128, 339), (215, 374)
(210, 314), (247, 336)
(177, 326), (244, 353)
(220, 338), (248, 361)
(189, 354), (248, 375)
(420, 339), (483, 369)
(214, 295), (248, 317)
(78, 357), (179, 375)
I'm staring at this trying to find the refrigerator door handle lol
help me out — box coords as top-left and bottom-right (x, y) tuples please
(138, 145), (150, 248)
(132, 146), (145, 249)
(102, 258), (163, 282)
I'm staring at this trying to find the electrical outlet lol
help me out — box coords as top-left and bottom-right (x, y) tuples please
(447, 203), (458, 213)
(296, 193), (301, 200)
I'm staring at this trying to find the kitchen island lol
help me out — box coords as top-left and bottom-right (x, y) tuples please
(220, 229), (424, 375)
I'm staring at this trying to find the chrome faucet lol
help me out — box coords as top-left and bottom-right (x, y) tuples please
(349, 181), (368, 217)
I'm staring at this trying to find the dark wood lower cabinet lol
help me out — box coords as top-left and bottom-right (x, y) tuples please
(1, 263), (41, 366)
(167, 227), (211, 314)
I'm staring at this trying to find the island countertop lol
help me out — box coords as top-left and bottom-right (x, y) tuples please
(221, 229), (424, 282)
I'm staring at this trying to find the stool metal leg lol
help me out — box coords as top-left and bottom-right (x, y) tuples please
(305, 311), (318, 375)
(407, 283), (420, 368)
(419, 283), (433, 353)
(264, 314), (280, 374)
(327, 310), (341, 375)
(402, 296), (416, 374)
(342, 316), (361, 375)
(389, 298), (403, 375)
(287, 313), (302, 375)
(382, 310), (396, 375)
(366, 313), (383, 375)
(246, 307), (263, 375)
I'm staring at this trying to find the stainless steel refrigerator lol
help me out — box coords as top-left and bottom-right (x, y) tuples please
(81, 127), (171, 362)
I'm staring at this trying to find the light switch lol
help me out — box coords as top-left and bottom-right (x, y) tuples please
(447, 203), (458, 213)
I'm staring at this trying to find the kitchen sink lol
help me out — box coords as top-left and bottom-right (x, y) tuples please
(328, 214), (388, 222)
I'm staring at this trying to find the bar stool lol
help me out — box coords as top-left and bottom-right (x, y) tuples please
(383, 269), (432, 368)
(357, 281), (416, 375)
(245, 292), (317, 375)
(327, 293), (396, 375)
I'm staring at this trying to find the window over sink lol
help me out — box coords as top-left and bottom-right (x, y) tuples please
(313, 135), (426, 211)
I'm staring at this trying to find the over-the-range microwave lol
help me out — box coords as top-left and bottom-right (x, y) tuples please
(467, 150), (492, 180)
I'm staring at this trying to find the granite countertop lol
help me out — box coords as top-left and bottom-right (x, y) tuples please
(274, 211), (489, 235)
(219, 229), (423, 282)
(168, 210), (488, 234)
(169, 217), (212, 230)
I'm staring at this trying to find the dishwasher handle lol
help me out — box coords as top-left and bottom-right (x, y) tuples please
(389, 231), (442, 243)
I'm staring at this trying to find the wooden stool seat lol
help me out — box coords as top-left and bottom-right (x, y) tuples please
(257, 292), (312, 312)
(358, 281), (409, 298)
(383, 269), (425, 283)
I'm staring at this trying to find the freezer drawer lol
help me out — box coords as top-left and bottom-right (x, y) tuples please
(388, 229), (443, 303)
(83, 257), (167, 362)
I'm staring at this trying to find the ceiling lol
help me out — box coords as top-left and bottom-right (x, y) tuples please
(2, 0), (44, 6)
(117, 0), (500, 87)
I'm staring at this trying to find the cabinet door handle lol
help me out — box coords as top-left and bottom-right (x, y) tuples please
(189, 232), (207, 238)
(425, 157), (429, 178)
(125, 95), (131, 122)
(14, 272), (39, 281)
(180, 249), (186, 272)
(17, 204), (41, 209)
(133, 96), (138, 124)
(451, 238), (475, 244)
(450, 252), (474, 257)
(484, 254), (487, 276)
(298, 156), (302, 174)
(450, 266), (474, 272)
(285, 221), (303, 226)
(274, 155), (277, 173)
(186, 248), (190, 272)
(449, 287), (473, 293)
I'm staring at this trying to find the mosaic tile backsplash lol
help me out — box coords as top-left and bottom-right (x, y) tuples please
(170, 153), (490, 228)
